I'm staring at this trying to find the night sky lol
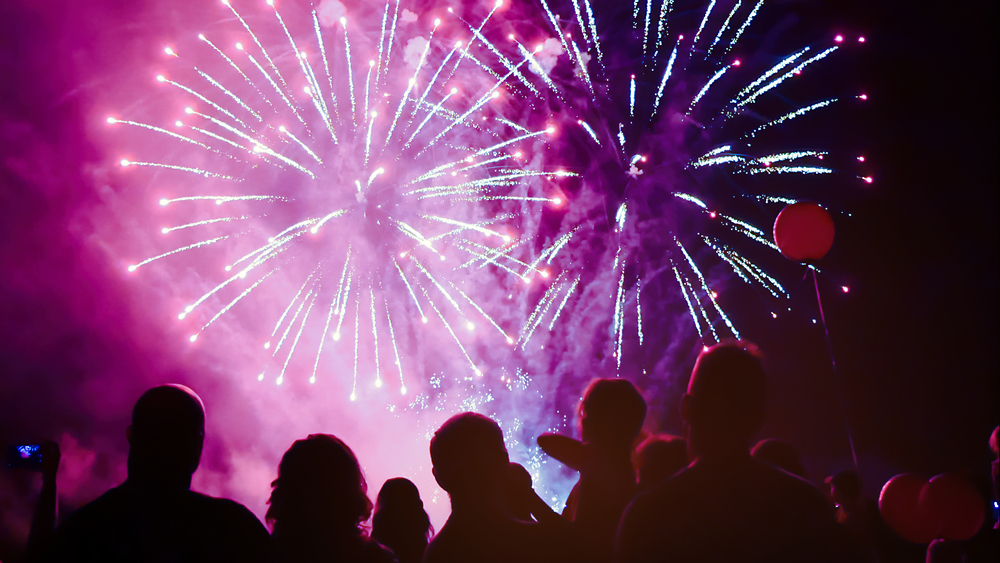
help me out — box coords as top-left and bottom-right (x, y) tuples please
(1, 0), (997, 558)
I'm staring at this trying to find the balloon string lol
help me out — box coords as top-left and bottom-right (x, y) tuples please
(811, 266), (859, 470)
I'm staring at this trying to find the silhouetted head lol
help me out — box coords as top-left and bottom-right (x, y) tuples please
(267, 434), (372, 540)
(751, 439), (809, 479)
(681, 341), (766, 457)
(825, 470), (862, 506)
(578, 379), (647, 448)
(126, 384), (205, 487)
(430, 413), (508, 502)
(635, 434), (688, 490)
(372, 478), (432, 563)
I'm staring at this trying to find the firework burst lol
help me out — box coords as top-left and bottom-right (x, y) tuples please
(534, 0), (866, 366)
(113, 0), (579, 399)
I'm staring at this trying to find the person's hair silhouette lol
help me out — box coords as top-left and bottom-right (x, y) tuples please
(47, 384), (269, 563)
(267, 434), (395, 563)
(372, 478), (432, 563)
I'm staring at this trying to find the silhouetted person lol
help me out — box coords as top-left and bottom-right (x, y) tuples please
(618, 342), (853, 563)
(752, 439), (809, 479)
(46, 384), (269, 563)
(539, 378), (646, 563)
(267, 434), (395, 563)
(634, 434), (687, 494)
(371, 478), (431, 563)
(825, 470), (885, 563)
(424, 412), (574, 563)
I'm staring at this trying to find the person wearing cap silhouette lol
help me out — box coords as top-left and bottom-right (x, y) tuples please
(46, 384), (269, 563)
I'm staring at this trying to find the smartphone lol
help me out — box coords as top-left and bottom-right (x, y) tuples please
(6, 444), (44, 471)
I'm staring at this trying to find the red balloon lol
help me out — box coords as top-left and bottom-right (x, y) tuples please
(919, 473), (985, 541)
(773, 202), (835, 262)
(879, 474), (936, 543)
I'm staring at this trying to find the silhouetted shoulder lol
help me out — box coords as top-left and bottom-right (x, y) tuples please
(48, 485), (269, 563)
(618, 458), (847, 563)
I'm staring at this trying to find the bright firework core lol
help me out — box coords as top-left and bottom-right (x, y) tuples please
(117, 0), (576, 397)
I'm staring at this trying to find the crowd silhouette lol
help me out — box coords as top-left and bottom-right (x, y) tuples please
(8, 342), (999, 562)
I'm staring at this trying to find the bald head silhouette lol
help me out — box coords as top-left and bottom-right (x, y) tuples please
(126, 384), (206, 488)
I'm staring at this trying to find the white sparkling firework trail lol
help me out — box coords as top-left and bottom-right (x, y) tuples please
(120, 0), (579, 396)
(531, 0), (852, 353)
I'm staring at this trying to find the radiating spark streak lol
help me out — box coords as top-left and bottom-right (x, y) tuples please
(464, 25), (539, 97)
(642, 0), (653, 58)
(725, 0), (763, 55)
(223, 0), (290, 92)
(570, 0), (591, 46)
(380, 0), (401, 86)
(578, 120), (601, 145)
(630, 75), (636, 120)
(672, 193), (708, 208)
(184, 123), (250, 153)
(582, 0), (602, 66)
(199, 269), (277, 334)
(160, 76), (246, 128)
(310, 210), (347, 234)
(516, 42), (561, 97)
(310, 300), (337, 384)
(697, 145), (732, 159)
(194, 68), (262, 121)
(456, 240), (528, 278)
(419, 285), (481, 377)
(332, 247), (353, 315)
(720, 215), (780, 250)
(539, 0), (575, 67)
(161, 216), (249, 234)
(128, 236), (228, 272)
(121, 159), (240, 180)
(405, 88), (457, 147)
(755, 150), (826, 163)
(422, 215), (506, 239)
(748, 166), (832, 175)
(409, 169), (568, 196)
(672, 262), (704, 338)
(369, 290), (382, 387)
(414, 130), (555, 182)
(392, 258), (427, 322)
(110, 118), (217, 152)
(413, 42), (461, 118)
(351, 297), (359, 400)
(678, 238), (740, 338)
(199, 35), (258, 93)
(745, 99), (836, 138)
(548, 276), (580, 330)
(279, 126), (322, 163)
(691, 154), (745, 168)
(734, 47), (838, 110)
(444, 1), (501, 83)
(707, 0), (741, 57)
(270, 272), (319, 339)
(365, 111), (377, 164)
(410, 258), (463, 314)
(613, 269), (626, 368)
(374, 3), (389, 86)
(636, 277), (644, 345)
(340, 18), (357, 123)
(692, 0), (718, 49)
(159, 195), (285, 206)
(383, 301), (405, 393)
(241, 49), (304, 126)
(363, 61), (374, 118)
(521, 274), (565, 348)
(704, 236), (786, 298)
(570, 40), (594, 92)
(449, 282), (508, 340)
(654, 0), (674, 57)
(277, 293), (316, 385)
(652, 40), (679, 115)
(688, 65), (732, 114)
(732, 48), (809, 103)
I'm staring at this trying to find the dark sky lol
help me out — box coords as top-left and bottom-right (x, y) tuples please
(1, 0), (997, 557)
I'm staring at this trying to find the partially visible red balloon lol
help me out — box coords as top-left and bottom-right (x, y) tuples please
(920, 473), (985, 541)
(879, 474), (936, 543)
(773, 202), (835, 262)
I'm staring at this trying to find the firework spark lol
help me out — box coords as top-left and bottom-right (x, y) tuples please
(537, 0), (863, 360)
(114, 0), (577, 397)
